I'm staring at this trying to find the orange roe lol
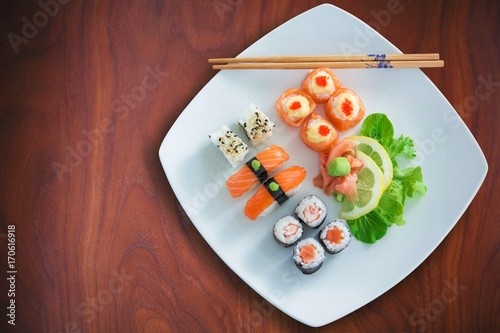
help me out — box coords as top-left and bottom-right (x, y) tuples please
(315, 76), (328, 87)
(318, 124), (331, 136)
(341, 99), (353, 117)
(290, 101), (302, 110)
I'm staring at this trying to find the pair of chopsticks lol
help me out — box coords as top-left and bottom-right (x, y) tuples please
(209, 53), (444, 70)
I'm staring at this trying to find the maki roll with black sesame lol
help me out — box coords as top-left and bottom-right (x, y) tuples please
(209, 125), (249, 167)
(319, 219), (351, 254)
(238, 103), (275, 146)
(273, 215), (303, 247)
(294, 195), (327, 228)
(293, 238), (325, 274)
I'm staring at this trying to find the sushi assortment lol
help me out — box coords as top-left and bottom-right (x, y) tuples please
(275, 67), (366, 153)
(271, 194), (352, 274)
(207, 67), (362, 275)
(209, 103), (274, 167)
(209, 105), (306, 221)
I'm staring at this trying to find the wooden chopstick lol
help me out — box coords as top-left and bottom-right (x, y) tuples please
(209, 53), (440, 63)
(209, 53), (444, 70)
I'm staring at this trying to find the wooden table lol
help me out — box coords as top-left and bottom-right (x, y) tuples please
(1, 0), (498, 332)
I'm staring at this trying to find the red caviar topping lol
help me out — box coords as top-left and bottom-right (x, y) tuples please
(341, 99), (353, 117)
(290, 101), (302, 110)
(315, 75), (328, 87)
(318, 124), (331, 136)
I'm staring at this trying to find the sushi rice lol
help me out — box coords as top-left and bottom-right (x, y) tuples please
(273, 215), (303, 247)
(209, 125), (249, 167)
(319, 219), (351, 254)
(293, 238), (325, 274)
(238, 103), (275, 146)
(295, 195), (327, 228)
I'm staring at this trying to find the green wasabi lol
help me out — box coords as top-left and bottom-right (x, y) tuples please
(251, 159), (261, 171)
(327, 157), (351, 177)
(269, 181), (280, 192)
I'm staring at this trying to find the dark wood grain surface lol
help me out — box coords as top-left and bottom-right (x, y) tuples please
(1, 0), (498, 332)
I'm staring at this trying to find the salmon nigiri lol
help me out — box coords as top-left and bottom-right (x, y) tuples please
(244, 166), (306, 221)
(226, 145), (289, 198)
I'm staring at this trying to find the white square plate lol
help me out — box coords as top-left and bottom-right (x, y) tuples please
(159, 4), (488, 327)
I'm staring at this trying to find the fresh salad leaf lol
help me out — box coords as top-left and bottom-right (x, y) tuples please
(393, 166), (427, 199)
(386, 134), (417, 162)
(347, 210), (389, 244)
(347, 113), (427, 243)
(360, 113), (394, 146)
(361, 114), (417, 162)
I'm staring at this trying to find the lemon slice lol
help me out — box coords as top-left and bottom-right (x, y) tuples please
(339, 151), (385, 220)
(346, 136), (393, 188)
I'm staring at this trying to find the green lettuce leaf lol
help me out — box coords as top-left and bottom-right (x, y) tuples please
(347, 211), (388, 244)
(360, 113), (394, 146)
(347, 113), (427, 244)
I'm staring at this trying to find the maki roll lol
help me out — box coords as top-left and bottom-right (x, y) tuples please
(301, 67), (342, 103)
(238, 103), (275, 146)
(293, 238), (325, 274)
(275, 88), (316, 127)
(225, 145), (289, 198)
(294, 195), (327, 228)
(319, 219), (351, 254)
(325, 88), (366, 132)
(209, 125), (249, 167)
(300, 114), (338, 152)
(244, 166), (306, 220)
(273, 215), (303, 247)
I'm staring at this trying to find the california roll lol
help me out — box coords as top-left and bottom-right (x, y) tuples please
(294, 195), (327, 228)
(273, 215), (303, 247)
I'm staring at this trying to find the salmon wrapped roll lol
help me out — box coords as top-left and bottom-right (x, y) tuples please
(301, 68), (341, 103)
(275, 88), (316, 127)
(244, 166), (306, 220)
(300, 114), (338, 152)
(226, 145), (289, 198)
(326, 88), (366, 132)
